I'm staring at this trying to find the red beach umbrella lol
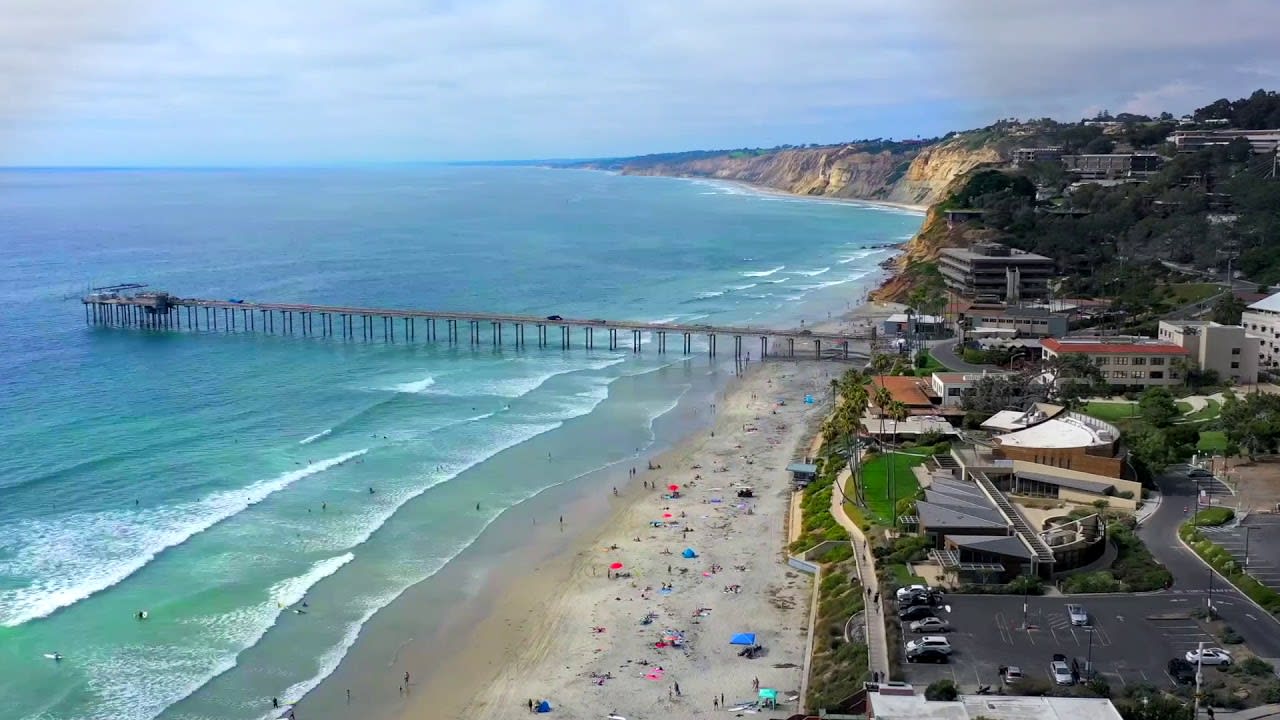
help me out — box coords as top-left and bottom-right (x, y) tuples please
(609, 562), (624, 570)
(662, 513), (673, 519)
(668, 484), (680, 491)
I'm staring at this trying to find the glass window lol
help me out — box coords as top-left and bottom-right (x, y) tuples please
(1114, 357), (1129, 365)
(1131, 370), (1146, 379)
(1132, 357), (1147, 365)
(1231, 362), (1240, 369)
(1150, 371), (1164, 379)
(1094, 356), (1110, 365)
(1150, 357), (1165, 366)
(1232, 348), (1241, 355)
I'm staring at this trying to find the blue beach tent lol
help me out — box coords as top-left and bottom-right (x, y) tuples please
(536, 699), (552, 713)
(682, 548), (698, 558)
(730, 632), (756, 645)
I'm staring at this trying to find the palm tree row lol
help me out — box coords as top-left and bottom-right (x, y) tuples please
(825, 368), (871, 506)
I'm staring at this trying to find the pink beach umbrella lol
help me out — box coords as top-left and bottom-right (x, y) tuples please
(662, 513), (673, 519)
(609, 561), (624, 570)
(668, 484), (680, 492)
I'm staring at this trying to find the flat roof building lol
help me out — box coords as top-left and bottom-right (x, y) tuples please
(938, 242), (1055, 302)
(1061, 153), (1164, 179)
(864, 682), (1125, 720)
(1171, 128), (1280, 154)
(1158, 320), (1258, 385)
(1241, 291), (1280, 373)
(965, 306), (1068, 338)
(1012, 146), (1064, 166)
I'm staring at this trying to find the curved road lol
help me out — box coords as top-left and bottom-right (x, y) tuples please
(928, 340), (1000, 373)
(1138, 469), (1280, 659)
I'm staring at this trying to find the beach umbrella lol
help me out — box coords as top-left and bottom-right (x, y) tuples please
(668, 484), (679, 491)
(609, 562), (623, 570)
(662, 513), (673, 518)
(682, 548), (697, 558)
(730, 632), (756, 645)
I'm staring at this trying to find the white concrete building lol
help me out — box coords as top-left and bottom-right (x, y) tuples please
(1242, 292), (1280, 372)
(1158, 320), (1258, 384)
(930, 371), (1013, 408)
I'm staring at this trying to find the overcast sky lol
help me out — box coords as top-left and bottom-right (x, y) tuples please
(2, 0), (1278, 165)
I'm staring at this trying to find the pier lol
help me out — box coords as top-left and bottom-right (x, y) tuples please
(82, 287), (872, 360)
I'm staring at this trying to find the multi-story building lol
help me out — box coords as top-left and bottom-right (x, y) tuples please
(1157, 320), (1258, 384)
(1242, 291), (1280, 371)
(938, 242), (1055, 302)
(965, 306), (1068, 338)
(1040, 336), (1189, 390)
(1060, 153), (1164, 179)
(1170, 128), (1280, 154)
(1012, 146), (1064, 166)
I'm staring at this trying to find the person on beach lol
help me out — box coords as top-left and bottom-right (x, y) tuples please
(272, 697), (279, 709)
(476, 502), (480, 511)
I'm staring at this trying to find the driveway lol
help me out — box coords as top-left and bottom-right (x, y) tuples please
(928, 341), (999, 373)
(1139, 468), (1280, 660)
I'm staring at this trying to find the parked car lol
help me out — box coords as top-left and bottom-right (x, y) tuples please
(1168, 658), (1197, 684)
(908, 617), (952, 634)
(1050, 660), (1074, 685)
(1066, 603), (1089, 626)
(898, 605), (936, 622)
(545, 315), (563, 321)
(906, 646), (950, 664)
(1186, 648), (1233, 666)
(895, 584), (932, 601)
(1001, 666), (1023, 685)
(900, 592), (944, 608)
(905, 636), (953, 655)
(1188, 467), (1213, 478)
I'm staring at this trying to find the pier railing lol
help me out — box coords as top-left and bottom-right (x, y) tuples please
(83, 292), (873, 360)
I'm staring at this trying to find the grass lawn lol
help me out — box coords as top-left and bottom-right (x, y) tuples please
(888, 563), (925, 587)
(1198, 430), (1229, 453)
(1177, 401), (1193, 414)
(1167, 282), (1222, 304)
(908, 350), (950, 376)
(1189, 398), (1222, 422)
(857, 447), (935, 524)
(1082, 401), (1139, 423)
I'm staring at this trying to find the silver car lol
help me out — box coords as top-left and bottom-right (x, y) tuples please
(1050, 660), (1074, 685)
(1066, 603), (1088, 626)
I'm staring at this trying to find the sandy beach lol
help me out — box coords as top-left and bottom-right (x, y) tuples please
(701, 177), (929, 214)
(407, 361), (834, 719)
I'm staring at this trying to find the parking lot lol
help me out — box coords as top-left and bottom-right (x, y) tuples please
(1198, 514), (1280, 590)
(898, 593), (1227, 691)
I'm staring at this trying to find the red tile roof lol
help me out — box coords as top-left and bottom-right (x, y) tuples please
(1041, 338), (1188, 355)
(871, 375), (935, 407)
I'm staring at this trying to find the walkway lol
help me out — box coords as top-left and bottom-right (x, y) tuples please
(829, 465), (890, 680)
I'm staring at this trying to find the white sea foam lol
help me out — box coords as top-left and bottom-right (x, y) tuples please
(299, 428), (331, 445)
(425, 357), (625, 399)
(694, 290), (725, 299)
(0, 449), (368, 627)
(270, 553), (355, 608)
(788, 267), (831, 277)
(762, 276), (790, 284)
(392, 375), (436, 393)
(740, 265), (784, 277)
(729, 283), (758, 291)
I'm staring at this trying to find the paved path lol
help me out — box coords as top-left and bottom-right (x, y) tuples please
(829, 465), (890, 679)
(1217, 703), (1280, 720)
(927, 340), (998, 373)
(1138, 470), (1280, 660)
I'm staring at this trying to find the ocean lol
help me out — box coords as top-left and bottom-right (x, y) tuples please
(0, 166), (920, 720)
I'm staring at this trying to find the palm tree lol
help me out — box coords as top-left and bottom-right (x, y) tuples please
(844, 380), (870, 505)
(873, 385), (893, 505)
(887, 400), (910, 529)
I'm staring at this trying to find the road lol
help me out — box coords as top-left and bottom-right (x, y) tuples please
(1138, 469), (1280, 660)
(928, 340), (1000, 373)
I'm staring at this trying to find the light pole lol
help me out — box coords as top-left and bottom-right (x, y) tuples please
(1245, 526), (1252, 570)
(1085, 626), (1095, 678)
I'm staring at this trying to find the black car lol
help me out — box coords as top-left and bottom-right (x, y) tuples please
(900, 591), (944, 608)
(546, 315), (563, 321)
(906, 647), (950, 664)
(1168, 658), (1197, 685)
(898, 605), (935, 621)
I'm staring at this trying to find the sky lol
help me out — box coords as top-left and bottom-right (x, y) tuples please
(2, 0), (1279, 166)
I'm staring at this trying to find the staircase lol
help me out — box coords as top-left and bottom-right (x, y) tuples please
(975, 473), (1055, 565)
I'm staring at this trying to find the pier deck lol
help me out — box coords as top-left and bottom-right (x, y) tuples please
(83, 292), (873, 360)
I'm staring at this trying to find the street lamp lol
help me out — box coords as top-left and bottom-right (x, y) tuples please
(1085, 626), (1095, 678)
(1245, 526), (1252, 570)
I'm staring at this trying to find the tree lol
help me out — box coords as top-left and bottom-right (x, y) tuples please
(1220, 392), (1280, 458)
(1044, 354), (1106, 409)
(1137, 387), (1180, 428)
(887, 400), (910, 527)
(1211, 293), (1246, 325)
(1083, 136), (1116, 154)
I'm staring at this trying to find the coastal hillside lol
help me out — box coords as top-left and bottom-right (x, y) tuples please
(574, 132), (1008, 207)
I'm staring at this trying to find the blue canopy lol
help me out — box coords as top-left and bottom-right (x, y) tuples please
(730, 632), (756, 645)
(536, 699), (552, 713)
(682, 548), (697, 558)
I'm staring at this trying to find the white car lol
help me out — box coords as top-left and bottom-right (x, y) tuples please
(1050, 660), (1074, 685)
(905, 636), (953, 654)
(896, 584), (931, 601)
(908, 617), (952, 634)
(1066, 603), (1089, 626)
(1002, 666), (1023, 685)
(1186, 648), (1233, 666)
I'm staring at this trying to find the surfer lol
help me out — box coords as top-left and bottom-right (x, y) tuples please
(369, 487), (375, 494)
(476, 502), (481, 511)
(137, 610), (148, 620)
(52, 652), (62, 662)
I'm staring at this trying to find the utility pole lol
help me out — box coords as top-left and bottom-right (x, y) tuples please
(1194, 640), (1205, 719)
(1085, 626), (1095, 678)
(1244, 526), (1251, 570)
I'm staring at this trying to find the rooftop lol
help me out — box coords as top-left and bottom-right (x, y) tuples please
(871, 375), (935, 408)
(867, 687), (1123, 720)
(940, 246), (1053, 263)
(886, 313), (943, 324)
(1247, 291), (1280, 314)
(995, 412), (1117, 449)
(981, 403), (1063, 432)
(1041, 337), (1188, 355)
(947, 533), (1033, 559)
(1017, 470), (1115, 494)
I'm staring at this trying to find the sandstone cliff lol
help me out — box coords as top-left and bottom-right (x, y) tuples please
(602, 133), (1005, 208)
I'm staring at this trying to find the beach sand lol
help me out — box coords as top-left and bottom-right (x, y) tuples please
(404, 361), (834, 719)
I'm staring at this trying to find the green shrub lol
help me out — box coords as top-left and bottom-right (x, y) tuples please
(1220, 626), (1244, 645)
(1238, 656), (1275, 677)
(1062, 571), (1121, 594)
(925, 679), (958, 701)
(1192, 507), (1235, 527)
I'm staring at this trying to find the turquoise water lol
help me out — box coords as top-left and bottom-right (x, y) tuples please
(0, 166), (920, 719)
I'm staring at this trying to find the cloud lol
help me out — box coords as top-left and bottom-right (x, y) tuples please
(0, 0), (1276, 164)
